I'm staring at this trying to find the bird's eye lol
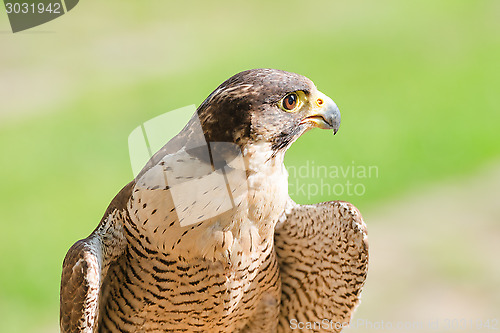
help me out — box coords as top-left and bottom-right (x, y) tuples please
(281, 92), (298, 111)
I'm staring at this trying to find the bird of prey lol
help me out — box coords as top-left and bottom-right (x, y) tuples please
(60, 68), (368, 333)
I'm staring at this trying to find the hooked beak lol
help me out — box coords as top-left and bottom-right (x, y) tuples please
(300, 92), (341, 134)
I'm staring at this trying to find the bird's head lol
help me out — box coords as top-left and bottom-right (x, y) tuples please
(197, 68), (340, 158)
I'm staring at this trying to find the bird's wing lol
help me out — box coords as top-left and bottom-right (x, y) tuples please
(275, 199), (368, 333)
(60, 237), (104, 333)
(60, 183), (132, 333)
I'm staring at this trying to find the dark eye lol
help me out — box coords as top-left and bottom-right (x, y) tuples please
(282, 93), (298, 111)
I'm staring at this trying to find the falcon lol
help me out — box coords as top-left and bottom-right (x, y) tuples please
(60, 68), (368, 333)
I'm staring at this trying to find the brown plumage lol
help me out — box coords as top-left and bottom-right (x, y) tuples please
(60, 69), (368, 332)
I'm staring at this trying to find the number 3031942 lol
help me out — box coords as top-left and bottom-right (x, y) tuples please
(5, 2), (62, 14)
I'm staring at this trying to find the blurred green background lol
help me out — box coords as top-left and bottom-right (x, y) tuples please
(1, 1), (499, 332)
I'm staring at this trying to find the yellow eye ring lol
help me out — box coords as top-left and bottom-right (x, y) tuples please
(279, 92), (302, 112)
